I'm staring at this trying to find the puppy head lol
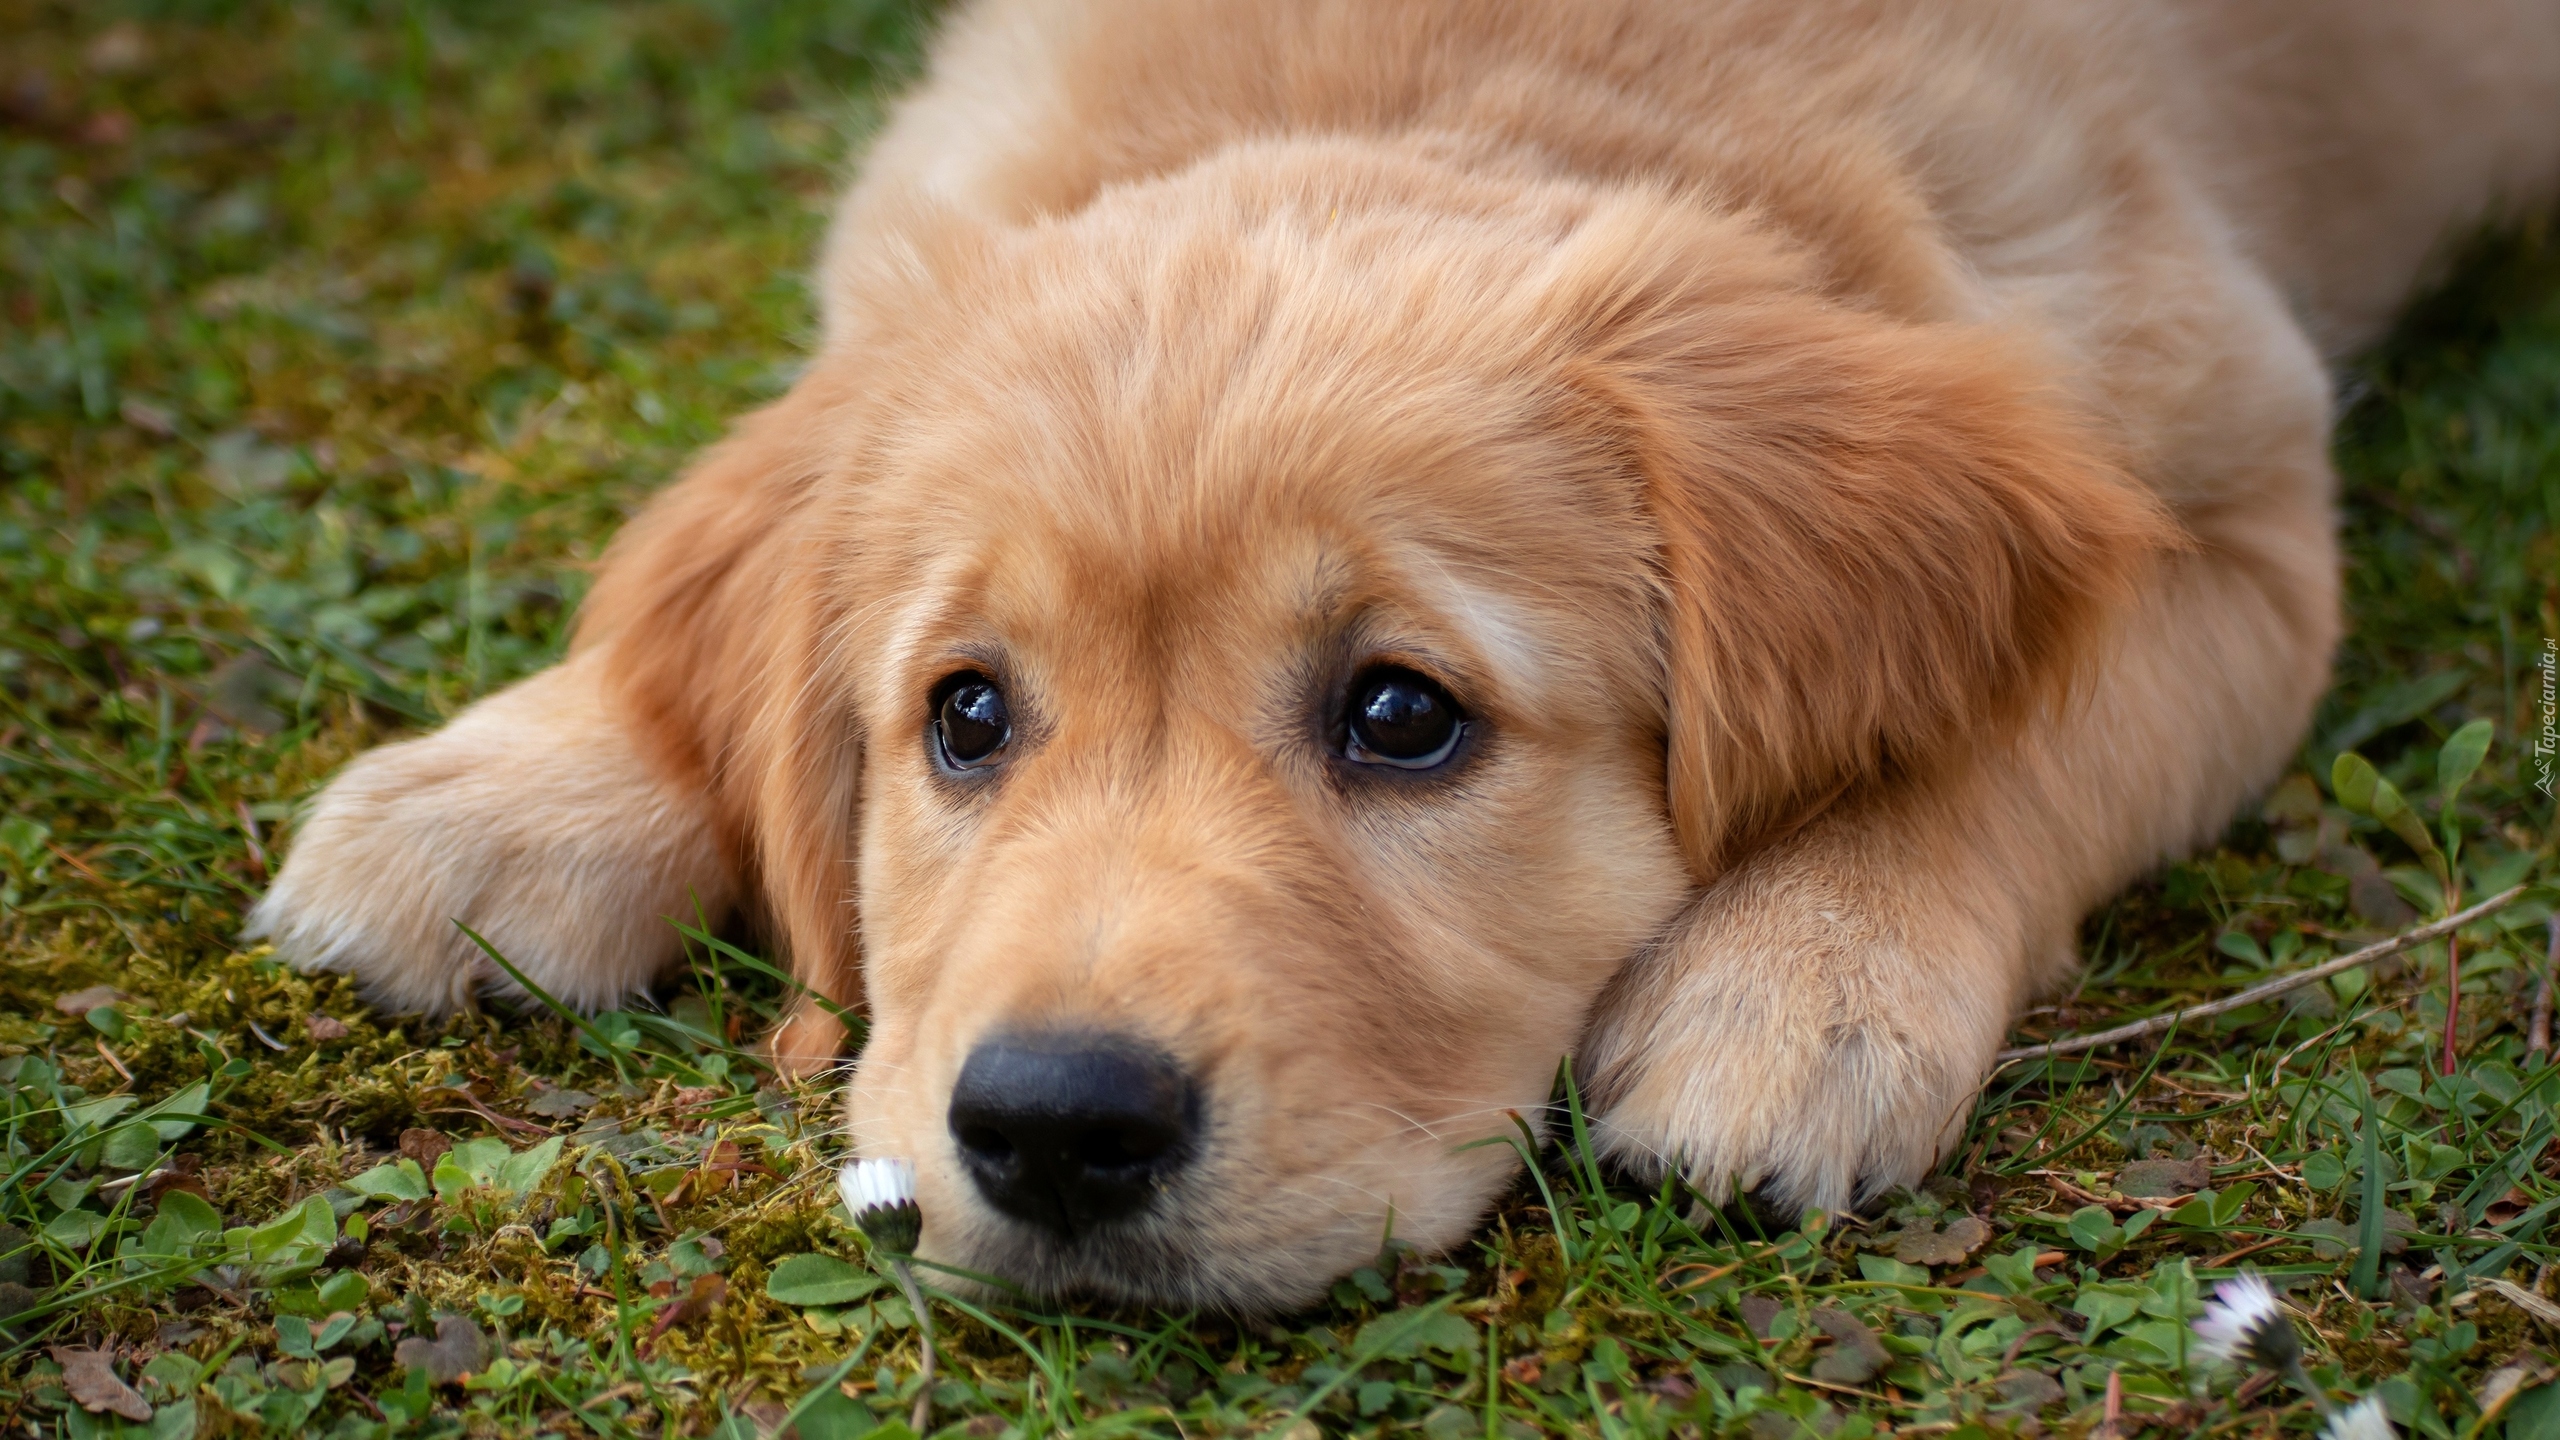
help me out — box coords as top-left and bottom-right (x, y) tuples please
(617, 148), (2166, 1309)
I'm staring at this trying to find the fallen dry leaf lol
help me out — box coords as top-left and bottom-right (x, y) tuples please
(1997, 1370), (2065, 1413)
(2484, 1186), (2535, 1226)
(399, 1128), (452, 1168)
(141, 1154), (209, 1207)
(2117, 1157), (2211, 1198)
(2482, 1277), (2560, 1328)
(2478, 1357), (2559, 1425)
(1890, 1215), (1991, 1266)
(52, 1347), (151, 1421)
(1808, 1307), (1890, 1385)
(525, 1086), (595, 1119)
(53, 985), (131, 1017)
(644, 1273), (727, 1351)
(393, 1315), (491, 1385)
(305, 1014), (349, 1042)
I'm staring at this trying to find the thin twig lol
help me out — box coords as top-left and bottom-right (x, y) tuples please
(2199, 1235), (2288, 1270)
(1995, 885), (2528, 1063)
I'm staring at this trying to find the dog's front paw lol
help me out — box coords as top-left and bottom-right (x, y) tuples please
(1578, 825), (2032, 1214)
(245, 652), (733, 1015)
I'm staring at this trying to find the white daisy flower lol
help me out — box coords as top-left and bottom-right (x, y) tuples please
(2321, 1394), (2395, 1440)
(838, 1155), (922, 1254)
(2191, 1270), (2298, 1371)
(838, 1156), (917, 1216)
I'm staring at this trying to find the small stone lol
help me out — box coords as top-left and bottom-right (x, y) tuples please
(305, 1015), (349, 1042)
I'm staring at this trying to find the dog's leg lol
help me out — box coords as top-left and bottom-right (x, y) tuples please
(1581, 336), (2343, 1213)
(249, 385), (844, 1028)
(246, 644), (738, 1015)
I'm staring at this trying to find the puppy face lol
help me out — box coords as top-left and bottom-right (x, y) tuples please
(615, 146), (2163, 1308)
(824, 169), (1695, 1306)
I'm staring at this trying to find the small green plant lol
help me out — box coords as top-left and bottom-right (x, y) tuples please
(2333, 716), (2496, 1075)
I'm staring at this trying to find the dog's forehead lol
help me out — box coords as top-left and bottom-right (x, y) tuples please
(871, 510), (1558, 711)
(835, 201), (1667, 717)
(859, 411), (1602, 682)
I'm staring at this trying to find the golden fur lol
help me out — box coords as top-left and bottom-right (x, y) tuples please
(249, 0), (2560, 1307)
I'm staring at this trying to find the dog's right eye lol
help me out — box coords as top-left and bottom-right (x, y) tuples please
(933, 673), (1012, 770)
(1343, 666), (1466, 771)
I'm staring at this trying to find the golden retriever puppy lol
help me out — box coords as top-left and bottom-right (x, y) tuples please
(249, 0), (2560, 1307)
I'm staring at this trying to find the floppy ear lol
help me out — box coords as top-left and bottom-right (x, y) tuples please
(575, 373), (869, 1073)
(1537, 198), (2179, 878)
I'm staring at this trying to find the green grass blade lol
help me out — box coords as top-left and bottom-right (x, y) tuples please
(2353, 1068), (2386, 1300)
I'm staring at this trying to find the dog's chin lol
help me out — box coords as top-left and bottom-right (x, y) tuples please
(916, 1142), (1528, 1314)
(918, 1195), (1389, 1315)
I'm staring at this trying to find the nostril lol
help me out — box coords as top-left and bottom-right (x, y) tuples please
(956, 1124), (1016, 1164)
(947, 1032), (1199, 1237)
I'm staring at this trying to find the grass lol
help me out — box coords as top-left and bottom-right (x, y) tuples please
(1, 2), (2556, 1436)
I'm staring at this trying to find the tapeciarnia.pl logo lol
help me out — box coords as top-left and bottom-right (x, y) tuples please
(2536, 635), (2556, 800)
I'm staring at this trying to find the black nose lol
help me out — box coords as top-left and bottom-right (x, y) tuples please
(947, 1032), (1199, 1237)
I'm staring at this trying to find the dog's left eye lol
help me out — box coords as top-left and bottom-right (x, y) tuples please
(1343, 666), (1466, 770)
(934, 673), (1012, 769)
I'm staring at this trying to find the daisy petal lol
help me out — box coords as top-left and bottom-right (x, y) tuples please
(2321, 1394), (2396, 1440)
